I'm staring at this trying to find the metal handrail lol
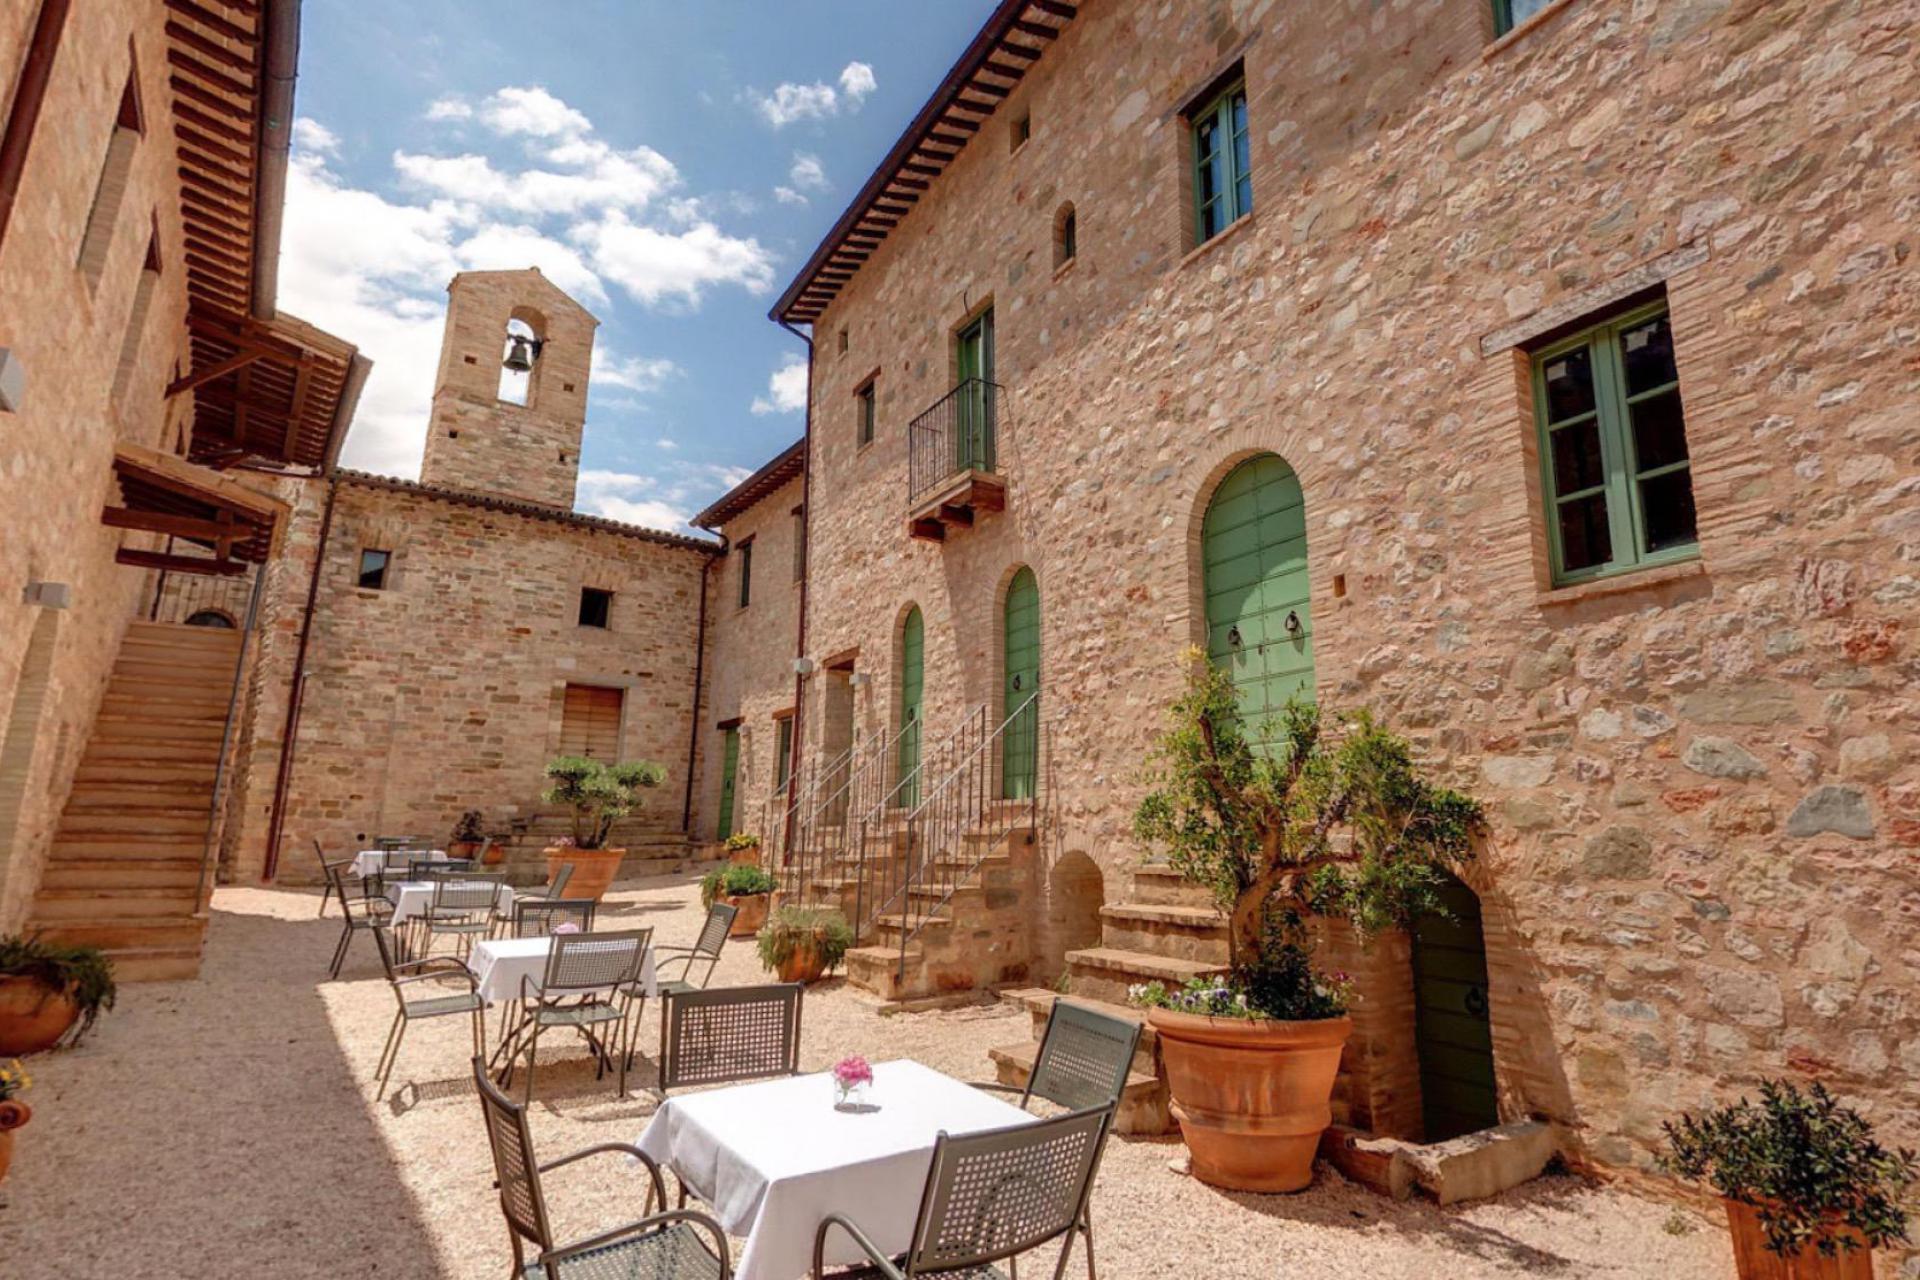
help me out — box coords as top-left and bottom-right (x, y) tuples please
(907, 378), (1002, 506)
(770, 721), (890, 901)
(889, 693), (1042, 979)
(194, 560), (267, 909)
(850, 705), (988, 943)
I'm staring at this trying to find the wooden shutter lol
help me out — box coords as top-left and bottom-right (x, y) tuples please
(559, 684), (624, 760)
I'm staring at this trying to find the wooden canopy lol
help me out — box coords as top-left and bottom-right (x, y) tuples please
(771, 0), (1078, 327)
(108, 442), (288, 576)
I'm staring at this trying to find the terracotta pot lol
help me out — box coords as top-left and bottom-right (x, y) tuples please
(1723, 1197), (1873, 1280)
(449, 840), (483, 861)
(724, 892), (770, 938)
(0, 1100), (28, 1186)
(728, 843), (762, 867)
(0, 977), (80, 1056)
(545, 846), (625, 901)
(1148, 1008), (1352, 1193)
(774, 935), (827, 983)
(480, 841), (507, 867)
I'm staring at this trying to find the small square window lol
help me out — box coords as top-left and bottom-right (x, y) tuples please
(855, 379), (876, 448)
(1010, 110), (1031, 152)
(579, 587), (613, 628)
(357, 549), (391, 590)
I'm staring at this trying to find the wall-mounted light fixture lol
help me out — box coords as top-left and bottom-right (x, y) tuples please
(0, 347), (25, 412)
(792, 657), (817, 676)
(849, 672), (872, 688)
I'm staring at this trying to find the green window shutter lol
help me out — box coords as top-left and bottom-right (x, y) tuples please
(897, 606), (924, 807)
(775, 716), (793, 791)
(1533, 301), (1697, 586)
(1192, 81), (1252, 244)
(716, 728), (740, 842)
(1001, 567), (1040, 800)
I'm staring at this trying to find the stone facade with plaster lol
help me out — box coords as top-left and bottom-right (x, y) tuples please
(775, 0), (1920, 1179)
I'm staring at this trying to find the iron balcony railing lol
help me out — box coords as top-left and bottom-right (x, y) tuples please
(907, 378), (1002, 506)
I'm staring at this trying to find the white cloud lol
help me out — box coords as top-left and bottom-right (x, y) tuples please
(292, 117), (340, 157)
(575, 212), (775, 305)
(575, 463), (748, 535)
(772, 187), (806, 206)
(750, 354), (809, 415)
(478, 85), (591, 139)
(789, 153), (828, 191)
(455, 222), (608, 307)
(656, 438), (678, 450)
(425, 96), (473, 122)
(751, 61), (877, 128)
(594, 351), (678, 392)
(393, 143), (679, 218)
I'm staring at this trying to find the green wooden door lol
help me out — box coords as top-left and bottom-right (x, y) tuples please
(896, 606), (924, 807)
(1412, 875), (1499, 1141)
(1001, 567), (1039, 799)
(1202, 454), (1314, 751)
(715, 727), (740, 842)
(956, 310), (995, 473)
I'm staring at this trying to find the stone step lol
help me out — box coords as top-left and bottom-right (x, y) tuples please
(51, 835), (208, 858)
(32, 887), (201, 919)
(844, 943), (924, 1001)
(73, 763), (219, 786)
(986, 1040), (1170, 1135)
(1063, 946), (1223, 1005)
(108, 947), (206, 983)
(81, 740), (223, 764)
(88, 715), (228, 742)
(56, 813), (211, 836)
(1098, 903), (1230, 963)
(38, 859), (202, 891)
(1130, 863), (1213, 908)
(26, 915), (209, 952)
(64, 794), (211, 816)
(98, 695), (232, 720)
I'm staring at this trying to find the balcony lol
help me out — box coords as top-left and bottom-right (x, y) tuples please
(905, 378), (1006, 542)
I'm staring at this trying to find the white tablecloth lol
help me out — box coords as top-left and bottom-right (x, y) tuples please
(385, 879), (512, 926)
(466, 935), (656, 1005)
(636, 1059), (1034, 1280)
(351, 849), (447, 878)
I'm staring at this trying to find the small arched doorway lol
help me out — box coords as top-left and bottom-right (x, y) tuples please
(896, 605), (924, 807)
(1001, 567), (1039, 799)
(1411, 873), (1499, 1140)
(1201, 453), (1314, 746)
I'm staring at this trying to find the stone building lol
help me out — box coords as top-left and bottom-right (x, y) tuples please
(728, 0), (1920, 1182)
(0, 0), (364, 974)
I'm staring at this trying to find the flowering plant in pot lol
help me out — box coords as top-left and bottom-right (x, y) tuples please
(724, 832), (763, 866)
(541, 756), (667, 901)
(756, 906), (854, 983)
(0, 1057), (30, 1184)
(1661, 1079), (1916, 1280)
(700, 864), (778, 938)
(448, 809), (487, 860)
(1130, 653), (1481, 1192)
(0, 935), (118, 1056)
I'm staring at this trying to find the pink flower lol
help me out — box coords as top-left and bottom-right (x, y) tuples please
(831, 1055), (873, 1088)
(552, 922), (582, 935)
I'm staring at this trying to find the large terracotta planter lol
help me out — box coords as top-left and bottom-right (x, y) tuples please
(545, 846), (625, 901)
(723, 893), (770, 938)
(480, 840), (507, 867)
(1148, 1008), (1352, 1192)
(774, 936), (827, 983)
(450, 840), (483, 862)
(0, 977), (80, 1056)
(1723, 1198), (1873, 1280)
(0, 1100), (30, 1185)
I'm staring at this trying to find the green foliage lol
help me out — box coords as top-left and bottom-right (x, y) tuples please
(755, 906), (854, 973)
(700, 863), (777, 909)
(450, 810), (486, 844)
(541, 756), (666, 849)
(724, 832), (762, 852)
(1661, 1080), (1916, 1258)
(0, 934), (118, 1043)
(1130, 653), (1482, 1020)
(1131, 950), (1354, 1021)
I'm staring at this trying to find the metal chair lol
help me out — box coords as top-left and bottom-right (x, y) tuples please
(326, 861), (395, 979)
(654, 902), (738, 997)
(419, 875), (506, 959)
(657, 982), (802, 1097)
(811, 1104), (1114, 1280)
(369, 923), (485, 1099)
(473, 1057), (729, 1280)
(501, 928), (653, 1101)
(512, 898), (597, 938)
(493, 862), (574, 938)
(313, 839), (354, 917)
(375, 834), (423, 851)
(413, 857), (476, 879)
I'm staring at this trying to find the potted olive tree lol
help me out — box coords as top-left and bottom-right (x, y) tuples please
(1131, 654), (1481, 1192)
(0, 935), (117, 1055)
(1662, 1079), (1916, 1279)
(541, 756), (667, 901)
(756, 906), (853, 982)
(700, 864), (777, 938)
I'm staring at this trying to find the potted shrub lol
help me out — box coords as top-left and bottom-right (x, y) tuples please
(0, 935), (117, 1055)
(541, 756), (667, 901)
(1130, 653), (1481, 1192)
(0, 1057), (29, 1185)
(756, 906), (853, 983)
(449, 809), (487, 861)
(701, 864), (778, 938)
(725, 832), (763, 866)
(1661, 1079), (1917, 1279)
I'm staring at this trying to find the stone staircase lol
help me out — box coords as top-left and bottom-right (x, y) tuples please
(27, 621), (242, 982)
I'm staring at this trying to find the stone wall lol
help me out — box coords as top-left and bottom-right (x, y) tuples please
(0, 1), (198, 929)
(792, 0), (1920, 1175)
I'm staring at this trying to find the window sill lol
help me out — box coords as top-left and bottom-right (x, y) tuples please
(1052, 257), (1078, 283)
(1484, 0), (1583, 60)
(1178, 210), (1257, 272)
(1536, 558), (1705, 608)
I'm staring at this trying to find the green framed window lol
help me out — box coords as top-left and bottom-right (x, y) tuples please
(774, 715), (794, 791)
(855, 378), (875, 447)
(1191, 79), (1251, 244)
(1493, 0), (1556, 36)
(736, 538), (753, 608)
(1533, 300), (1697, 586)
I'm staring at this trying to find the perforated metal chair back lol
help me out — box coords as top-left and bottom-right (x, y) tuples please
(473, 1057), (557, 1257)
(538, 928), (651, 995)
(908, 1105), (1112, 1278)
(544, 862), (575, 899)
(1026, 1001), (1143, 1113)
(659, 983), (802, 1093)
(416, 859), (477, 879)
(431, 877), (504, 916)
(513, 898), (597, 938)
(693, 902), (736, 959)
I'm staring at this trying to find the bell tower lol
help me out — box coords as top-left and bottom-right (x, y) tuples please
(419, 268), (599, 510)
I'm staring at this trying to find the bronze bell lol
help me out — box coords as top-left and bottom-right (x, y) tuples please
(502, 334), (538, 373)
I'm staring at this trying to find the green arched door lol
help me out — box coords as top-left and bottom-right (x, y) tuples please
(1001, 567), (1039, 799)
(1202, 454), (1314, 750)
(897, 606), (924, 807)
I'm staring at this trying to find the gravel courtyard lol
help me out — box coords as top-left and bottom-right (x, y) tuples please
(0, 873), (1733, 1279)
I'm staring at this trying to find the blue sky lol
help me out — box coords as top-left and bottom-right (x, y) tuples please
(284, 1), (998, 531)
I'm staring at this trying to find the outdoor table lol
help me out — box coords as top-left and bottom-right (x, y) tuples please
(467, 934), (657, 1006)
(351, 848), (447, 878)
(635, 1059), (1035, 1280)
(384, 877), (511, 926)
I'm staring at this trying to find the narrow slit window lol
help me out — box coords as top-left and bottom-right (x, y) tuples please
(1054, 203), (1077, 268)
(111, 232), (162, 407)
(357, 549), (392, 590)
(792, 506), (806, 582)
(737, 538), (753, 608)
(78, 69), (145, 290)
(856, 378), (876, 447)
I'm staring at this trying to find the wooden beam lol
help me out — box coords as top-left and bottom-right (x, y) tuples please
(1012, 19), (1061, 39)
(101, 507), (240, 540)
(115, 547), (249, 576)
(1030, 1), (1077, 19)
(165, 347), (266, 397)
(982, 59), (1029, 80)
(952, 95), (1000, 115)
(997, 40), (1043, 60)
